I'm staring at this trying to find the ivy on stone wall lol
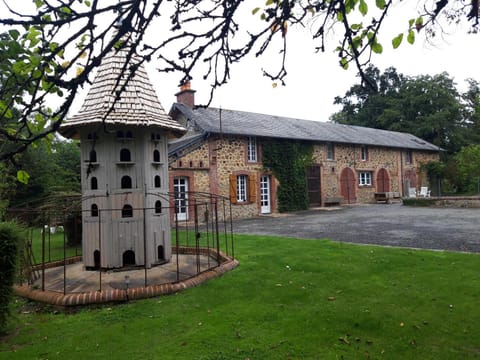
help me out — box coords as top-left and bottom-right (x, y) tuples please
(262, 139), (313, 212)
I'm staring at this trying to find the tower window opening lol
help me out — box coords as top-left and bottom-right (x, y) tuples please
(121, 176), (132, 189)
(91, 177), (98, 190)
(122, 204), (133, 218)
(155, 200), (162, 214)
(153, 149), (160, 163)
(120, 148), (131, 162)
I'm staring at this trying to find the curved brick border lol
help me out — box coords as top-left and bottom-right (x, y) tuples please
(14, 247), (238, 306)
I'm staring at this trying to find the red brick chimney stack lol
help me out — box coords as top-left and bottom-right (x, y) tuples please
(175, 80), (196, 108)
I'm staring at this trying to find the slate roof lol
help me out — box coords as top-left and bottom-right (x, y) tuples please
(171, 103), (441, 152)
(60, 35), (186, 138)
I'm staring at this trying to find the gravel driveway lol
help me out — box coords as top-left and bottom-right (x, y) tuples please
(232, 204), (480, 253)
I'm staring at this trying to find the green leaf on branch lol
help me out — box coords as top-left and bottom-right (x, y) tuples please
(8, 29), (20, 41)
(252, 7), (260, 15)
(17, 170), (30, 185)
(376, 0), (386, 10)
(359, 0), (368, 16)
(351, 23), (363, 31)
(340, 57), (349, 70)
(415, 16), (424, 30)
(371, 42), (383, 54)
(392, 33), (404, 49)
(407, 30), (415, 44)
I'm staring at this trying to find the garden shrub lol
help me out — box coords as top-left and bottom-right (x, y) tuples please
(402, 198), (435, 207)
(0, 222), (24, 333)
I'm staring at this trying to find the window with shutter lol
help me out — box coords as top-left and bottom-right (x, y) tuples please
(230, 173), (257, 204)
(237, 175), (248, 202)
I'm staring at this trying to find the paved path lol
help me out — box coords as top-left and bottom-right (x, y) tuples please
(232, 204), (480, 253)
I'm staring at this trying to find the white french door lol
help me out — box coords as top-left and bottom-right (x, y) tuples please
(173, 177), (189, 221)
(260, 175), (271, 214)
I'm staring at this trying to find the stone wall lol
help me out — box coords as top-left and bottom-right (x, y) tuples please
(430, 196), (480, 208)
(170, 135), (266, 219)
(170, 135), (440, 218)
(310, 143), (439, 204)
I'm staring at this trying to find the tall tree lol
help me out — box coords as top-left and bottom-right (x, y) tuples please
(0, 0), (479, 161)
(11, 140), (80, 207)
(462, 78), (480, 144)
(332, 67), (465, 155)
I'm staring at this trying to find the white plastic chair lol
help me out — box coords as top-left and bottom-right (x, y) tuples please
(418, 187), (431, 197)
(408, 187), (417, 198)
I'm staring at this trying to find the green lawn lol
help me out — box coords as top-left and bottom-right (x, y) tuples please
(1, 234), (479, 359)
(26, 228), (82, 265)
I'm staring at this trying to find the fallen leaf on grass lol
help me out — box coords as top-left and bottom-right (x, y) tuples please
(339, 336), (350, 345)
(327, 296), (336, 301)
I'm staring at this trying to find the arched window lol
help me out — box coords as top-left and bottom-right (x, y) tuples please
(153, 149), (160, 163)
(125, 131), (133, 139)
(122, 204), (133, 218)
(120, 148), (131, 162)
(122, 250), (135, 266)
(91, 204), (99, 217)
(154, 175), (161, 188)
(91, 177), (98, 190)
(121, 176), (132, 189)
(155, 200), (162, 214)
(93, 250), (101, 269)
(89, 150), (97, 163)
(157, 245), (164, 260)
(116, 130), (124, 138)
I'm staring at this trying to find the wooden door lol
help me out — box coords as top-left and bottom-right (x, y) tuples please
(376, 168), (390, 192)
(340, 168), (356, 204)
(306, 165), (321, 206)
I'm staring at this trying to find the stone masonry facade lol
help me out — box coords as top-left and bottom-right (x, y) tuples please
(169, 134), (439, 220)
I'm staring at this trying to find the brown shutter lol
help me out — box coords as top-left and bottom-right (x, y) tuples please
(229, 174), (237, 204)
(248, 174), (257, 203)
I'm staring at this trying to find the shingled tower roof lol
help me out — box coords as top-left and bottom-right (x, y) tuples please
(60, 34), (185, 138)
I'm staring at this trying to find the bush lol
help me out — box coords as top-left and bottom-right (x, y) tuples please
(402, 198), (435, 207)
(0, 222), (24, 333)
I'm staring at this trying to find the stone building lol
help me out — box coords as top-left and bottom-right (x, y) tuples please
(168, 83), (440, 220)
(60, 34), (185, 269)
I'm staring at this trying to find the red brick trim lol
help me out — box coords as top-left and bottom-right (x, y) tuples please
(14, 248), (238, 307)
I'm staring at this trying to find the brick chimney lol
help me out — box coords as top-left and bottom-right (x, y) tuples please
(175, 80), (196, 108)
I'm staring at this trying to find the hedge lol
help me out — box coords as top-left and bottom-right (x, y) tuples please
(0, 222), (24, 333)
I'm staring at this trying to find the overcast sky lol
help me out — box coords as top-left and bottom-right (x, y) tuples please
(143, 0), (478, 122)
(2, 1), (478, 122)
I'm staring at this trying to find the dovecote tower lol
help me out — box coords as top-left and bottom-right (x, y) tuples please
(60, 34), (185, 269)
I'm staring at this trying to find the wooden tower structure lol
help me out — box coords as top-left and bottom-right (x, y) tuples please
(60, 34), (185, 269)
